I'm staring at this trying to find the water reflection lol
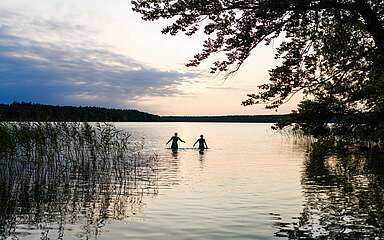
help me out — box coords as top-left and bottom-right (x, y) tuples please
(274, 143), (384, 239)
(199, 150), (205, 159)
(5, 122), (384, 239)
(0, 122), (175, 240)
(198, 150), (207, 170)
(171, 149), (179, 159)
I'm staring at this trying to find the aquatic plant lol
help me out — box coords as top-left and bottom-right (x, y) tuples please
(0, 122), (158, 239)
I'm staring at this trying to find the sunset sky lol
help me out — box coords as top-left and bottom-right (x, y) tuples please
(0, 0), (301, 115)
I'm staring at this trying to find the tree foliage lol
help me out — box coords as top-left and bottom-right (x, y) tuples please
(132, 0), (383, 107)
(133, 0), (384, 145)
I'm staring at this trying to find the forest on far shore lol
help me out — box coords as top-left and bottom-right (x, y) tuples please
(0, 102), (286, 123)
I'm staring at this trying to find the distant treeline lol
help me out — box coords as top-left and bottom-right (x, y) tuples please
(0, 102), (287, 123)
(159, 115), (287, 123)
(0, 102), (159, 122)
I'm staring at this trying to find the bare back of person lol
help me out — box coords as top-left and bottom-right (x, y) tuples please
(194, 134), (208, 150)
(166, 132), (185, 150)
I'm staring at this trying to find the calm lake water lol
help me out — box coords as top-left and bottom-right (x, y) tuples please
(2, 122), (384, 239)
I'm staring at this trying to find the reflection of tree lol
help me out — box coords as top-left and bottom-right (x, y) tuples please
(274, 143), (384, 239)
(0, 122), (163, 240)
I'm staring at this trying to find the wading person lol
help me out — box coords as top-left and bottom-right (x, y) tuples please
(166, 132), (185, 150)
(193, 134), (208, 151)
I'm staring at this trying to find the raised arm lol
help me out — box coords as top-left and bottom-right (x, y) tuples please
(179, 137), (185, 143)
(166, 137), (173, 145)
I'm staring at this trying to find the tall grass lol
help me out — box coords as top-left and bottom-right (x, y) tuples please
(0, 122), (158, 239)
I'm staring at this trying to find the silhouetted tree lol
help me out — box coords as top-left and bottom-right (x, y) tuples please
(132, 0), (384, 144)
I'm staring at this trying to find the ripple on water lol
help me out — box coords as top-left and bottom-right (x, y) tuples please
(2, 123), (384, 239)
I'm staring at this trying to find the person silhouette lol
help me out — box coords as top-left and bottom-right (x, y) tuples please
(193, 134), (208, 151)
(166, 132), (185, 150)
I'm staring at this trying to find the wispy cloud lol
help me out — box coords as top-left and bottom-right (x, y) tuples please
(0, 10), (200, 109)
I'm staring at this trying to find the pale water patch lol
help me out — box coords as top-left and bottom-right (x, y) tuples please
(103, 123), (307, 240)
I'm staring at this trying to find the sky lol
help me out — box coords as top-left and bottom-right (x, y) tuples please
(0, 0), (300, 116)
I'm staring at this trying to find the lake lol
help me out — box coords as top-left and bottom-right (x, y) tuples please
(1, 122), (384, 239)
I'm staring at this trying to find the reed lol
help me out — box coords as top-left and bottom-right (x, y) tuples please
(0, 122), (158, 239)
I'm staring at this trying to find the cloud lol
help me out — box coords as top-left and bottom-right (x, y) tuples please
(0, 10), (199, 109)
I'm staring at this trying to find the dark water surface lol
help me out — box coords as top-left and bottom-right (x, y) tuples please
(1, 123), (384, 239)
